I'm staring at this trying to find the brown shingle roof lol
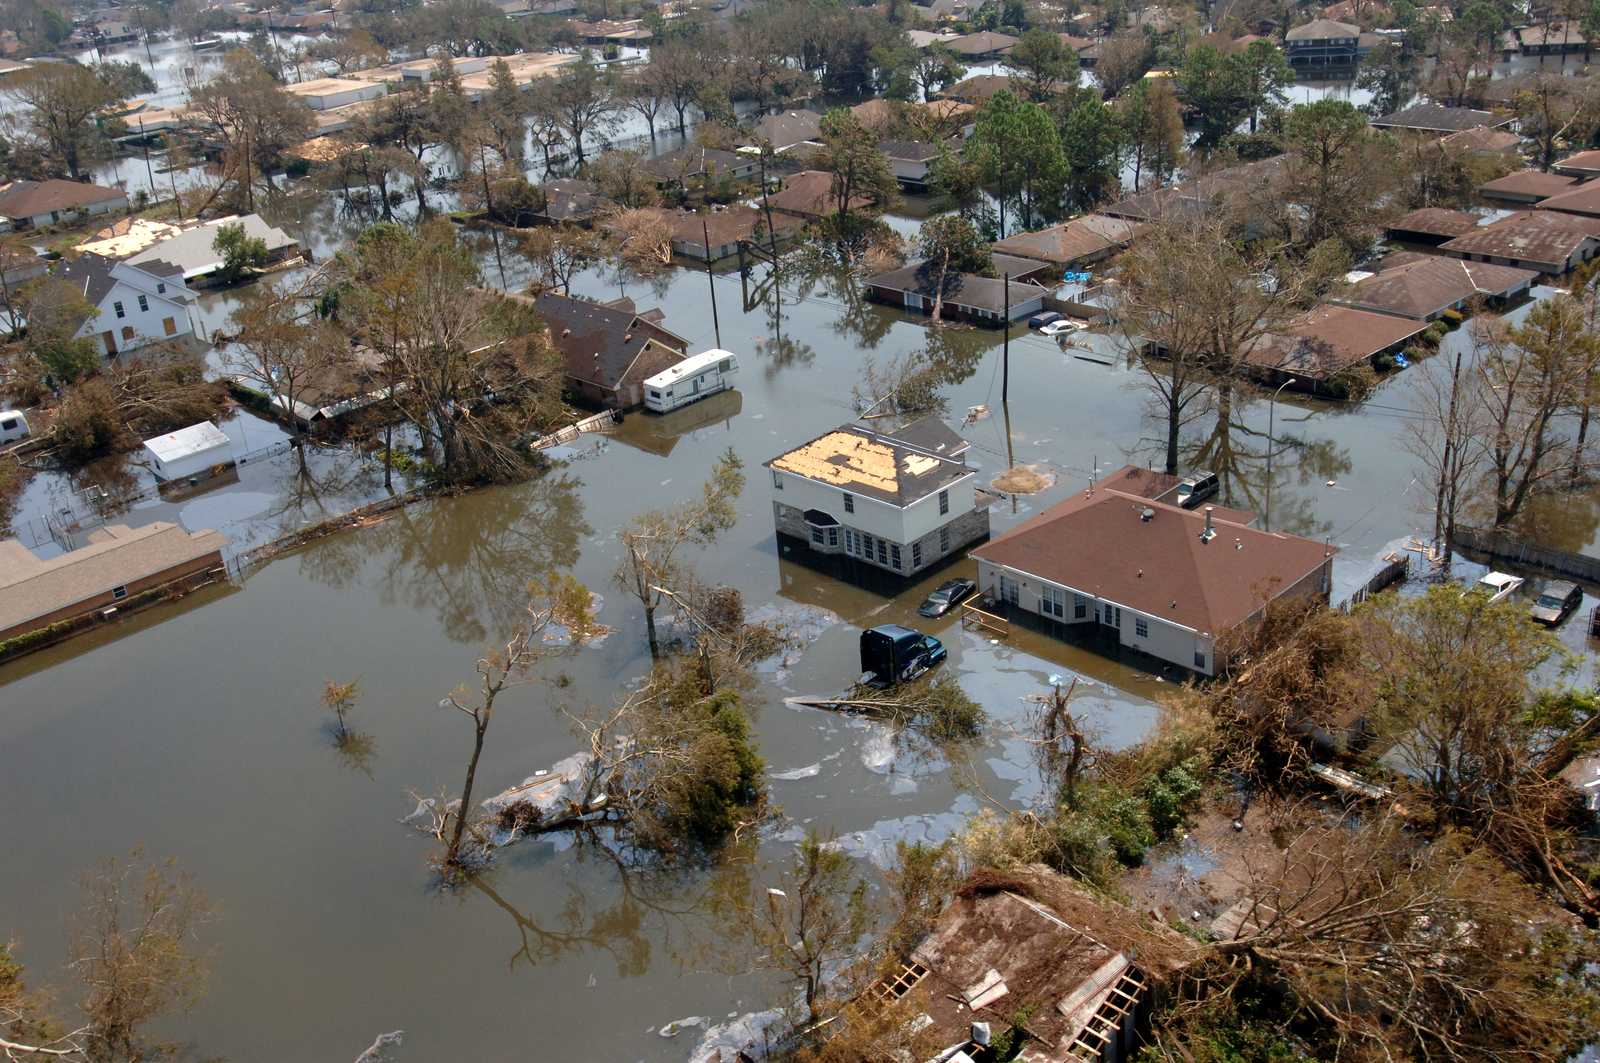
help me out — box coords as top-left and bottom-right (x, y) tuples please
(1438, 210), (1600, 268)
(866, 261), (1046, 313)
(1338, 255), (1537, 318)
(1440, 125), (1521, 153)
(1386, 207), (1481, 239)
(1246, 304), (1426, 379)
(990, 214), (1143, 266)
(0, 179), (125, 221)
(1535, 180), (1600, 218)
(972, 475), (1334, 634)
(0, 523), (226, 632)
(1478, 168), (1583, 201)
(667, 205), (804, 248)
(767, 171), (871, 218)
(527, 292), (687, 390)
(945, 29), (1019, 55)
(1556, 149), (1600, 176)
(1286, 17), (1358, 39)
(1372, 103), (1514, 133)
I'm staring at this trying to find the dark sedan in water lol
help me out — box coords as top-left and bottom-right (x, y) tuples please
(918, 578), (977, 618)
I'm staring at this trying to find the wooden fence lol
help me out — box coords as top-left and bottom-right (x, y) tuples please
(1454, 525), (1600, 583)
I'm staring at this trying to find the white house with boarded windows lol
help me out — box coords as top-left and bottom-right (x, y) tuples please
(766, 416), (989, 579)
(971, 467), (1335, 675)
(57, 253), (202, 356)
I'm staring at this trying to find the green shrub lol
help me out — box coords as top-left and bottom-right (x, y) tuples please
(1373, 352), (1396, 372)
(1424, 321), (1449, 344)
(1439, 307), (1464, 327)
(1326, 362), (1377, 401)
(1145, 761), (1204, 838)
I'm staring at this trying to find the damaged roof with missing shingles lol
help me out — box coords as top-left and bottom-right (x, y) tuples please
(766, 422), (973, 507)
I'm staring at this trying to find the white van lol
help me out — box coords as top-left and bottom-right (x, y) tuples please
(643, 349), (739, 414)
(0, 410), (29, 445)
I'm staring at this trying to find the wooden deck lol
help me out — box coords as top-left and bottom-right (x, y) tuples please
(960, 600), (1009, 638)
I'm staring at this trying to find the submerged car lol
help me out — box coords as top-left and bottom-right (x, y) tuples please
(860, 624), (947, 684)
(1040, 319), (1086, 337)
(1027, 311), (1063, 329)
(1530, 580), (1583, 625)
(917, 578), (977, 618)
(1471, 571), (1525, 604)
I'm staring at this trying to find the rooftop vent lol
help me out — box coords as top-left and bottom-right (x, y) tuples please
(1200, 505), (1216, 543)
(1139, 507), (1155, 522)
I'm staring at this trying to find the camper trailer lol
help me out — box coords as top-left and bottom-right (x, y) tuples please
(643, 349), (738, 414)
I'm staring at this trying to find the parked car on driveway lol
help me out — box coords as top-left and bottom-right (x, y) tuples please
(1040, 319), (1085, 337)
(1027, 311), (1062, 329)
(918, 577), (977, 618)
(1531, 580), (1583, 625)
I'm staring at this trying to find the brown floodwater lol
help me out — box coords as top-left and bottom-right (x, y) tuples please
(3, 206), (1598, 1060)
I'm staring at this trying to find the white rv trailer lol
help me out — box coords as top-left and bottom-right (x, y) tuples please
(643, 348), (739, 413)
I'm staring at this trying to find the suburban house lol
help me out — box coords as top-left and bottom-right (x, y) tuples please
(749, 110), (822, 153)
(1371, 103), (1515, 134)
(1536, 181), (1600, 219)
(1385, 207), (1481, 244)
(944, 29), (1019, 57)
(865, 262), (1049, 325)
(970, 468), (1336, 676)
(1478, 169), (1583, 204)
(880, 140), (944, 191)
(766, 171), (872, 220)
(1555, 149), (1600, 178)
(1510, 21), (1590, 54)
(766, 417), (989, 580)
(0, 179), (127, 231)
(56, 253), (203, 355)
(0, 522), (228, 644)
(990, 214), (1144, 269)
(851, 97), (974, 136)
(285, 77), (387, 110)
(120, 214), (301, 284)
(530, 292), (688, 409)
(1334, 253), (1537, 319)
(532, 178), (610, 225)
(1101, 155), (1285, 223)
(1436, 210), (1600, 274)
(1439, 125), (1522, 157)
(880, 870), (1194, 1063)
(567, 17), (652, 43)
(943, 74), (1030, 104)
(658, 206), (804, 260)
(1284, 18), (1361, 65)
(641, 145), (759, 186)
(1244, 304), (1426, 395)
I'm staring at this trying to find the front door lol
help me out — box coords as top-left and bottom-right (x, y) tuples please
(100, 331), (116, 355)
(999, 576), (1019, 606)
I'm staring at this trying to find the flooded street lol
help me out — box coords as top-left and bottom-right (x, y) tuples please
(5, 35), (1600, 1058)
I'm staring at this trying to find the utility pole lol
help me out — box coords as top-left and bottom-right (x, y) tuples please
(1264, 376), (1296, 533)
(1001, 272), (1010, 404)
(138, 117), (154, 192)
(703, 216), (721, 348)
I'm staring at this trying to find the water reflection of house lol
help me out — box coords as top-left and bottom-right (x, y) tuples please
(858, 868), (1194, 1063)
(971, 465), (1334, 676)
(0, 522), (228, 646)
(610, 387), (742, 457)
(766, 416), (989, 582)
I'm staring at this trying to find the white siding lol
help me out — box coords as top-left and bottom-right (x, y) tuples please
(771, 468), (975, 543)
(75, 267), (200, 354)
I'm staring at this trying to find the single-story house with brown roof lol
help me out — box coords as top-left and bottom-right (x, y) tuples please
(1478, 168), (1584, 204)
(1331, 253), (1537, 320)
(641, 145), (760, 186)
(865, 261), (1048, 325)
(1385, 207), (1481, 244)
(0, 522), (228, 644)
(1439, 125), (1522, 156)
(990, 214), (1144, 268)
(0, 179), (127, 231)
(1437, 210), (1600, 274)
(971, 468), (1336, 675)
(1555, 150), (1600, 178)
(1536, 180), (1600, 219)
(943, 73), (1026, 104)
(1244, 304), (1427, 395)
(1372, 103), (1515, 134)
(524, 292), (688, 409)
(662, 206), (805, 260)
(944, 30), (1019, 57)
(766, 171), (874, 220)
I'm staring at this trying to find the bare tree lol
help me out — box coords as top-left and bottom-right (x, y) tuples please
(436, 573), (599, 872)
(1403, 346), (1485, 570)
(227, 271), (345, 468)
(615, 448), (745, 658)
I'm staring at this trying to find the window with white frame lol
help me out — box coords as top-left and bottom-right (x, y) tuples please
(1135, 617), (1149, 639)
(1040, 585), (1066, 619)
(1194, 651), (1207, 670)
(938, 490), (949, 515)
(1073, 593), (1088, 620)
(843, 492), (854, 513)
(827, 527), (838, 547)
(911, 542), (922, 568)
(890, 544), (901, 569)
(939, 527), (950, 552)
(137, 295), (149, 313)
(773, 471), (783, 489)
(877, 539), (888, 565)
(113, 301), (125, 319)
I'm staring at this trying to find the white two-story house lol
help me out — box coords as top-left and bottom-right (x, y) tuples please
(971, 467), (1336, 675)
(766, 416), (989, 579)
(57, 253), (203, 356)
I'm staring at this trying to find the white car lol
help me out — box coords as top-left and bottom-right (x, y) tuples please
(1471, 571), (1525, 603)
(1039, 319), (1085, 337)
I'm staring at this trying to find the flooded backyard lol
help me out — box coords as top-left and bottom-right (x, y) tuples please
(5, 37), (1600, 1061)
